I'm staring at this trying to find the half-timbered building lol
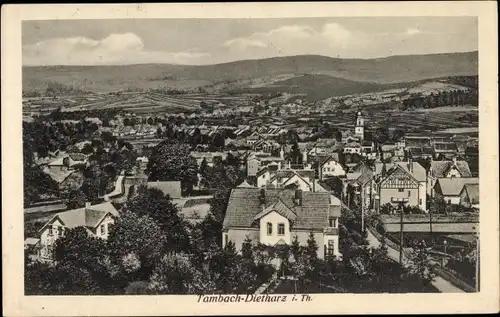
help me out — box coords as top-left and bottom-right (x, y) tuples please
(373, 160), (427, 212)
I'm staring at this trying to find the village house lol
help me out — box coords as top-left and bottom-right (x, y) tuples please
(372, 160), (427, 212)
(459, 184), (480, 209)
(403, 136), (431, 149)
(222, 188), (342, 259)
(190, 151), (229, 167)
(427, 158), (472, 196)
(317, 153), (347, 179)
(47, 153), (89, 172)
(408, 146), (434, 160)
(433, 142), (459, 159)
(24, 202), (119, 262)
(247, 152), (285, 177)
(343, 142), (362, 155)
(433, 177), (479, 205)
(344, 164), (373, 209)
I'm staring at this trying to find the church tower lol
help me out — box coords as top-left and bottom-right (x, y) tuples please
(355, 110), (365, 140)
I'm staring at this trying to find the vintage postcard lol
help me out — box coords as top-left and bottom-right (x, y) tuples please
(2, 2), (499, 316)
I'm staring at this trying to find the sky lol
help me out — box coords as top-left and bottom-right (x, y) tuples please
(22, 17), (478, 66)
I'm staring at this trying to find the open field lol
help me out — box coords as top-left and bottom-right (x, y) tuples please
(23, 92), (257, 115)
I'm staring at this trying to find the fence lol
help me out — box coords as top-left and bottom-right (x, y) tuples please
(433, 266), (476, 293)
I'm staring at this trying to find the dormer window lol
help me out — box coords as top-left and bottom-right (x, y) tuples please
(267, 222), (273, 235)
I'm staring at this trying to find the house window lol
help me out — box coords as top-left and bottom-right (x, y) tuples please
(327, 240), (335, 256)
(329, 218), (337, 227)
(398, 188), (404, 192)
(419, 199), (422, 205)
(223, 233), (228, 246)
(48, 228), (53, 236)
(101, 224), (106, 235)
(278, 223), (285, 235)
(408, 191), (411, 197)
(267, 222), (273, 235)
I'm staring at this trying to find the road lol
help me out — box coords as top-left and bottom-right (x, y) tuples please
(99, 175), (125, 199)
(366, 229), (465, 293)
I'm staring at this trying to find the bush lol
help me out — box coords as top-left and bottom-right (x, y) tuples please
(380, 203), (393, 214)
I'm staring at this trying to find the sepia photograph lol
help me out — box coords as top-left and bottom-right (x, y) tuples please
(2, 2), (499, 316)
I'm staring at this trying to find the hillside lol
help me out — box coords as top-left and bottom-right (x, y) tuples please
(23, 51), (478, 94)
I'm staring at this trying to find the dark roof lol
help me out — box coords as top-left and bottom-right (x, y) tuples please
(318, 153), (340, 167)
(223, 188), (331, 231)
(433, 142), (458, 152)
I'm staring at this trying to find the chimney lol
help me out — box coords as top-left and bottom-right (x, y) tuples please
(408, 158), (413, 173)
(294, 189), (303, 206)
(259, 188), (266, 205)
(85, 201), (91, 209)
(452, 156), (457, 164)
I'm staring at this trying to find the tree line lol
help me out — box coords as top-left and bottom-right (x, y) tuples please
(402, 89), (478, 110)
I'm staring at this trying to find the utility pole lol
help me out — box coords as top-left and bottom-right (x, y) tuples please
(429, 204), (433, 244)
(475, 231), (480, 292)
(399, 203), (404, 264)
(392, 197), (408, 264)
(361, 184), (365, 232)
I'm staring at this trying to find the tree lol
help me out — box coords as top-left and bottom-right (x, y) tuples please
(406, 240), (434, 285)
(127, 185), (190, 252)
(146, 139), (199, 194)
(209, 189), (231, 223)
(52, 227), (112, 294)
(241, 236), (254, 260)
(66, 189), (87, 209)
(199, 158), (208, 177)
(107, 211), (167, 280)
(23, 165), (59, 205)
(149, 253), (196, 294)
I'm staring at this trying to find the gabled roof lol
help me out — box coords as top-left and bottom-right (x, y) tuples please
(462, 183), (479, 203)
(40, 202), (119, 233)
(430, 160), (472, 178)
(380, 164), (421, 187)
(237, 180), (255, 188)
(375, 161), (426, 182)
(436, 177), (479, 196)
(253, 200), (297, 222)
(223, 188), (332, 231)
(318, 153), (340, 167)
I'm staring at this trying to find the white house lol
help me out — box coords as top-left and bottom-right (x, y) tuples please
(24, 202), (119, 262)
(318, 154), (346, 179)
(222, 188), (342, 259)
